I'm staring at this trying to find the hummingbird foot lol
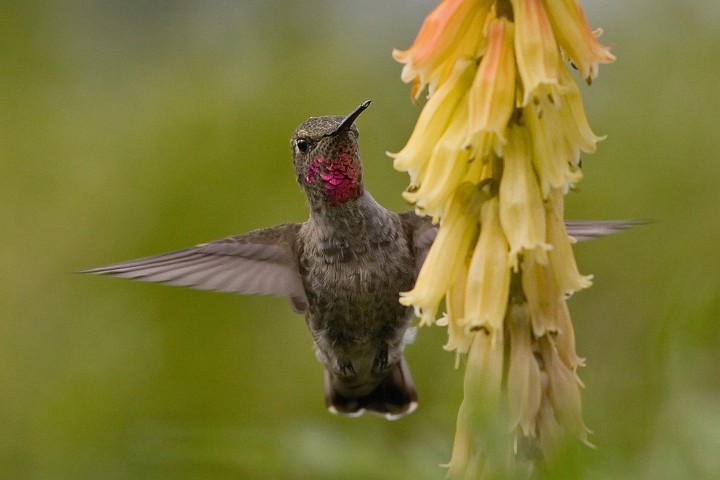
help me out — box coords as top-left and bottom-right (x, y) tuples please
(371, 347), (389, 373)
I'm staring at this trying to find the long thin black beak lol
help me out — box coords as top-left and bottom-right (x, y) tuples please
(330, 100), (371, 136)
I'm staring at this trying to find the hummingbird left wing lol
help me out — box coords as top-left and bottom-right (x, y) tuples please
(81, 223), (309, 312)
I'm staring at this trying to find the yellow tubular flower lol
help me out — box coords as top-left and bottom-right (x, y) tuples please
(506, 304), (543, 437)
(467, 17), (516, 157)
(546, 188), (592, 294)
(524, 100), (580, 197)
(390, 59), (476, 188)
(511, 0), (560, 106)
(523, 69), (601, 197)
(499, 123), (550, 269)
(543, 344), (591, 445)
(536, 93), (594, 181)
(536, 384), (564, 458)
(403, 98), (472, 219)
(541, 0), (615, 83)
(393, 0), (491, 99)
(447, 328), (505, 479)
(464, 333), (503, 409)
(521, 255), (561, 336)
(463, 197), (510, 333)
(553, 299), (585, 368)
(521, 253), (585, 368)
(440, 260), (473, 357)
(423, 5), (489, 95)
(557, 65), (604, 154)
(400, 183), (484, 325)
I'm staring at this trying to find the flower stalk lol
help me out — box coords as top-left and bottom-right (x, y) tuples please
(392, 0), (613, 476)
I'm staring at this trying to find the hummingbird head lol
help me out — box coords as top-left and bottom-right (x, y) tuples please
(291, 101), (370, 208)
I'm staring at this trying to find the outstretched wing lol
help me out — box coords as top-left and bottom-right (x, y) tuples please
(401, 212), (642, 274)
(81, 223), (308, 312)
(564, 220), (644, 242)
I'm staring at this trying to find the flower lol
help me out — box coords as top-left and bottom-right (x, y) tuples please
(402, 96), (473, 219)
(400, 182), (486, 326)
(542, 341), (591, 445)
(511, 0), (561, 107)
(463, 197), (510, 333)
(541, 0), (616, 84)
(391, 58), (476, 196)
(499, 123), (551, 269)
(393, 0), (492, 99)
(466, 16), (516, 158)
(446, 327), (505, 479)
(393, 0), (613, 476)
(506, 303), (543, 437)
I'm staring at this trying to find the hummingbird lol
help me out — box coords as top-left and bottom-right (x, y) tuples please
(83, 101), (635, 420)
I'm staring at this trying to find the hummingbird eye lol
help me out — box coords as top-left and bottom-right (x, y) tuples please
(296, 138), (311, 153)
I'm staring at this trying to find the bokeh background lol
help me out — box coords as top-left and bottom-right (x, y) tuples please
(2, 1), (720, 478)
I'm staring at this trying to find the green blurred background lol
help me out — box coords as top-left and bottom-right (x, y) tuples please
(2, 1), (720, 478)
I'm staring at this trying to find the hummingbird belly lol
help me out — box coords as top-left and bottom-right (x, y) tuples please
(300, 240), (415, 383)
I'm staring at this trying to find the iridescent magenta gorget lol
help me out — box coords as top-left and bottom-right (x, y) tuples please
(305, 150), (362, 206)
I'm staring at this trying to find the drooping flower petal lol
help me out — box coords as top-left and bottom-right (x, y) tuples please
(521, 255), (561, 337)
(447, 328), (505, 478)
(463, 197), (510, 333)
(546, 188), (592, 294)
(390, 58), (476, 186)
(393, 0), (492, 98)
(511, 0), (561, 106)
(499, 123), (551, 269)
(557, 64), (605, 153)
(524, 99), (582, 197)
(465, 328), (504, 409)
(522, 253), (585, 368)
(403, 98), (472, 219)
(441, 258), (473, 356)
(400, 182), (485, 325)
(536, 377), (564, 458)
(543, 343), (591, 444)
(466, 17), (516, 156)
(507, 303), (543, 437)
(553, 298), (585, 368)
(541, 0), (616, 83)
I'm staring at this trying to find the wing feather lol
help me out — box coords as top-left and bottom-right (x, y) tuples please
(82, 223), (308, 312)
(399, 212), (437, 278)
(565, 220), (645, 242)
(400, 212), (642, 274)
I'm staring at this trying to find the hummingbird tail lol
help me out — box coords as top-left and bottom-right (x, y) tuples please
(324, 356), (418, 420)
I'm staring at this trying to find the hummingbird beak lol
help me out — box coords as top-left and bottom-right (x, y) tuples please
(330, 100), (371, 137)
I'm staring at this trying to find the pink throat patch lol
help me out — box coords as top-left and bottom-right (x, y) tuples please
(305, 153), (361, 205)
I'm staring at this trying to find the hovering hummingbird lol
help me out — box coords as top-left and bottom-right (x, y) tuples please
(83, 101), (634, 419)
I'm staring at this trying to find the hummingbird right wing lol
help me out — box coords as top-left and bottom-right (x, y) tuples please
(564, 220), (644, 242)
(399, 212), (437, 278)
(81, 223), (309, 312)
(400, 212), (642, 276)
